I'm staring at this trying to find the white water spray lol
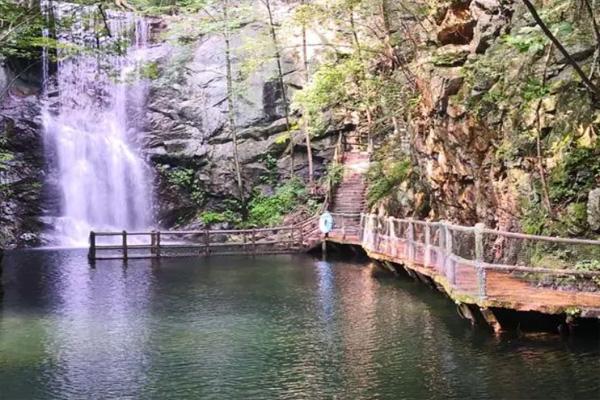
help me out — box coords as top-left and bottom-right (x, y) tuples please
(42, 2), (153, 246)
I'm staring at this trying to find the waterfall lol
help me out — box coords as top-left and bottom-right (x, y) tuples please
(42, 2), (153, 247)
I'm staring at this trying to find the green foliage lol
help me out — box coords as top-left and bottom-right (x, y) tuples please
(549, 146), (600, 204)
(259, 154), (279, 185)
(159, 166), (205, 206)
(521, 78), (550, 102)
(246, 179), (307, 227)
(520, 198), (549, 235)
(138, 61), (160, 80)
(293, 56), (364, 136)
(131, 0), (208, 15)
(502, 27), (546, 54)
(200, 210), (240, 226)
(0, 2), (129, 60)
(367, 158), (412, 207)
(430, 51), (467, 67)
(0, 137), (13, 172)
(324, 163), (344, 188)
(501, 19), (573, 55)
(554, 202), (589, 236)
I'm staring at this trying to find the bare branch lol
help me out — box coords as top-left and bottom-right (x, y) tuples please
(522, 0), (600, 97)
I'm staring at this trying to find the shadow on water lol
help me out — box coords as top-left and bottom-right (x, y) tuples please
(0, 248), (599, 399)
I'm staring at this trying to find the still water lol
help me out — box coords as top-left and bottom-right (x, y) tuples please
(1, 250), (599, 399)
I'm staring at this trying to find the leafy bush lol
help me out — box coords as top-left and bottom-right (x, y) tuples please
(549, 146), (600, 204)
(247, 179), (307, 227)
(323, 163), (343, 188)
(367, 159), (412, 207)
(200, 210), (240, 226)
(259, 154), (279, 185)
(159, 165), (205, 206)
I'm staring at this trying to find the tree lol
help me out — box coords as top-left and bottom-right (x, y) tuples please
(222, 0), (246, 214)
(298, 0), (314, 187)
(195, 0), (250, 213)
(261, 0), (294, 178)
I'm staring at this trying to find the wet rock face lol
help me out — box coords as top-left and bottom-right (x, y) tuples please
(0, 92), (46, 248)
(405, 0), (519, 229)
(145, 13), (334, 228)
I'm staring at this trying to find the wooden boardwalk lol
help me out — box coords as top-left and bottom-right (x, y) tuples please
(326, 213), (600, 326)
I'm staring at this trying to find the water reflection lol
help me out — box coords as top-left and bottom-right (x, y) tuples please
(0, 251), (599, 399)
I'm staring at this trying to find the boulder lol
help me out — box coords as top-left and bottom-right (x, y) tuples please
(588, 188), (600, 231)
(469, 0), (512, 53)
(437, 1), (476, 46)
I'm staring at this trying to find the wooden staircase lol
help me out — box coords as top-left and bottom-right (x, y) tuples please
(331, 151), (370, 215)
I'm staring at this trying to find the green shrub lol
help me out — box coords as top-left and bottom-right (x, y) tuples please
(324, 163), (343, 188)
(159, 165), (206, 206)
(259, 154), (279, 185)
(247, 179), (307, 227)
(200, 210), (240, 226)
(367, 159), (412, 207)
(549, 146), (600, 204)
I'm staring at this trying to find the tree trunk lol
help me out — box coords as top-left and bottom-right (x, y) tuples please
(535, 45), (554, 217)
(223, 0), (245, 213)
(301, 0), (314, 188)
(264, 0), (294, 178)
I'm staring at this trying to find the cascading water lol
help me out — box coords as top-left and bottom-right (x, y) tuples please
(42, 2), (153, 246)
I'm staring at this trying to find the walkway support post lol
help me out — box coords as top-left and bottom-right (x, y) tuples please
(88, 232), (96, 262)
(475, 223), (486, 300)
(122, 230), (128, 261)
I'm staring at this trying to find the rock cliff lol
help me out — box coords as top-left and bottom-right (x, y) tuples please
(372, 0), (600, 238)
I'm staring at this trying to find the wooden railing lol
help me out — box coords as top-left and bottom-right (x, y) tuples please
(357, 214), (600, 302)
(88, 218), (320, 261)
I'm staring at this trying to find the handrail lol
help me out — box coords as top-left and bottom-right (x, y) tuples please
(364, 214), (600, 246)
(357, 213), (600, 303)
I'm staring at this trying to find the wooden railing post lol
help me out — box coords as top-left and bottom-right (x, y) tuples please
(407, 218), (415, 263)
(204, 229), (210, 256)
(122, 230), (128, 261)
(156, 231), (161, 258)
(299, 223), (304, 248)
(388, 217), (395, 257)
(243, 231), (247, 253)
(475, 223), (486, 300)
(88, 232), (96, 262)
(359, 214), (364, 243)
(341, 215), (346, 239)
(150, 230), (156, 255)
(443, 223), (454, 285)
(290, 226), (295, 250)
(252, 229), (257, 256)
(424, 223), (431, 267)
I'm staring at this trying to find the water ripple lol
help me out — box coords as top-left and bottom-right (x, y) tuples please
(0, 251), (599, 399)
